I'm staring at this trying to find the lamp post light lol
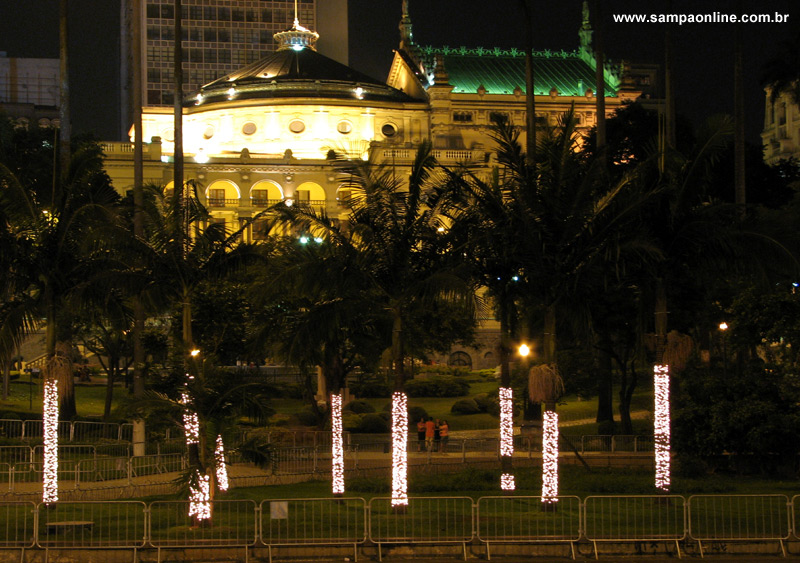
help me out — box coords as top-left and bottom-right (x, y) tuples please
(719, 322), (728, 376)
(518, 343), (530, 357)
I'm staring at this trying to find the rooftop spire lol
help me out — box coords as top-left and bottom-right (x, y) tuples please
(399, 0), (414, 51)
(274, 0), (320, 51)
(579, 1), (593, 58)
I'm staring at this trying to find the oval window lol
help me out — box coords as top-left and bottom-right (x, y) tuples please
(337, 121), (353, 135)
(289, 119), (306, 134)
(242, 121), (257, 136)
(381, 123), (397, 138)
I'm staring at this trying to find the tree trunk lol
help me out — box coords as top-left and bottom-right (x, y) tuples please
(103, 356), (117, 421)
(593, 0), (606, 163)
(519, 0), (536, 166)
(654, 278), (668, 364)
(58, 0), (71, 182)
(173, 0), (184, 201)
(664, 0), (676, 150)
(595, 335), (614, 425)
(617, 359), (637, 434)
(391, 311), (405, 391)
(733, 0), (746, 216)
(543, 304), (556, 365)
(55, 340), (76, 420)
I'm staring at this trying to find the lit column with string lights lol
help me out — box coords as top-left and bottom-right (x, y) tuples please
(42, 378), (59, 504)
(654, 364), (671, 492)
(182, 371), (210, 520)
(499, 386), (515, 491)
(390, 391), (408, 506)
(215, 434), (229, 492)
(541, 410), (559, 504)
(331, 393), (345, 495)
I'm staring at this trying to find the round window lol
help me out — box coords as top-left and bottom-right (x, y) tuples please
(242, 121), (257, 136)
(203, 125), (215, 139)
(289, 119), (306, 134)
(381, 123), (397, 138)
(337, 121), (353, 135)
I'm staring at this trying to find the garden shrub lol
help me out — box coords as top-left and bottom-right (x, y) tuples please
(450, 398), (481, 414)
(345, 400), (375, 414)
(408, 406), (429, 423)
(473, 393), (491, 412)
(294, 406), (321, 427)
(358, 413), (390, 433)
(342, 413), (362, 431)
(405, 376), (469, 398)
(350, 380), (391, 398)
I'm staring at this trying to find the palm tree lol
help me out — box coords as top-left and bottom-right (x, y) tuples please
(0, 131), (121, 419)
(277, 142), (474, 505)
(441, 111), (651, 496)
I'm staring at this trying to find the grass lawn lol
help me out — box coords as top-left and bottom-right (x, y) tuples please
(0, 373), (128, 419)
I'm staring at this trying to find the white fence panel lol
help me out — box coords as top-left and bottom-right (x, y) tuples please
(0, 502), (35, 547)
(260, 497), (366, 546)
(148, 500), (258, 547)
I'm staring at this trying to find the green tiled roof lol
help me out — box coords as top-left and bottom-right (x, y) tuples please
(419, 45), (619, 97)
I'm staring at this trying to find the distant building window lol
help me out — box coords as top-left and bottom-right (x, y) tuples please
(453, 111), (473, 123)
(381, 123), (397, 138)
(489, 112), (509, 125)
(252, 219), (269, 240)
(289, 119), (306, 134)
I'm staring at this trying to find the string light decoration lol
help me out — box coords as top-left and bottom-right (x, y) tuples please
(188, 473), (211, 520)
(541, 410), (559, 504)
(499, 387), (514, 456)
(215, 435), (229, 492)
(181, 391), (200, 445)
(654, 364), (671, 492)
(390, 391), (409, 507)
(42, 378), (59, 504)
(498, 386), (515, 490)
(331, 393), (345, 495)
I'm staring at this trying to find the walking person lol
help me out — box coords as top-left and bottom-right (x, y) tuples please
(417, 418), (426, 452)
(425, 417), (435, 452)
(439, 420), (450, 454)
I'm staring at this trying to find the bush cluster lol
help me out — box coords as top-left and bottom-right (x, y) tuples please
(405, 376), (469, 398)
(350, 380), (391, 398)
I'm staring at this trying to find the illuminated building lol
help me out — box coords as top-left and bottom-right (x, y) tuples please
(104, 2), (640, 241)
(762, 87), (800, 164)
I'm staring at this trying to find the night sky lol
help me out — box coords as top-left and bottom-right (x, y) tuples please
(1, 0), (797, 143)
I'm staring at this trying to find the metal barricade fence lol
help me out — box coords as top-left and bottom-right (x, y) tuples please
(119, 423), (133, 442)
(0, 464), (9, 491)
(272, 447), (320, 475)
(0, 446), (31, 466)
(11, 460), (79, 485)
(36, 501), (146, 548)
(688, 494), (791, 556)
(0, 420), (23, 440)
(793, 495), (800, 540)
(76, 457), (129, 486)
(96, 443), (132, 458)
(72, 422), (122, 442)
(477, 496), (580, 559)
(368, 496), (474, 560)
(33, 444), (95, 462)
(148, 500), (258, 547)
(130, 453), (185, 477)
(0, 501), (36, 548)
(584, 495), (686, 558)
(260, 497), (366, 547)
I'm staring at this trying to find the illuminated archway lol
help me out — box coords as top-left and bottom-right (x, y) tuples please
(294, 182), (326, 203)
(250, 180), (284, 206)
(206, 180), (240, 208)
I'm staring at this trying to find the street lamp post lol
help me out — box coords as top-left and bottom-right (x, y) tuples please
(719, 322), (728, 377)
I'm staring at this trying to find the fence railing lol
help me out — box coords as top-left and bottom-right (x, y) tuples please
(0, 419), (132, 442)
(0, 495), (794, 556)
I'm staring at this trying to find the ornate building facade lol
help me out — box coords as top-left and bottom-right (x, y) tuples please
(102, 3), (644, 369)
(762, 87), (800, 164)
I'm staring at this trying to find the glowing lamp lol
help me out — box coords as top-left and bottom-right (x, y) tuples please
(43, 378), (59, 504)
(190, 349), (200, 357)
(331, 394), (345, 494)
(719, 322), (728, 331)
(541, 410), (559, 503)
(390, 392), (409, 506)
(518, 344), (530, 357)
(654, 364), (671, 492)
